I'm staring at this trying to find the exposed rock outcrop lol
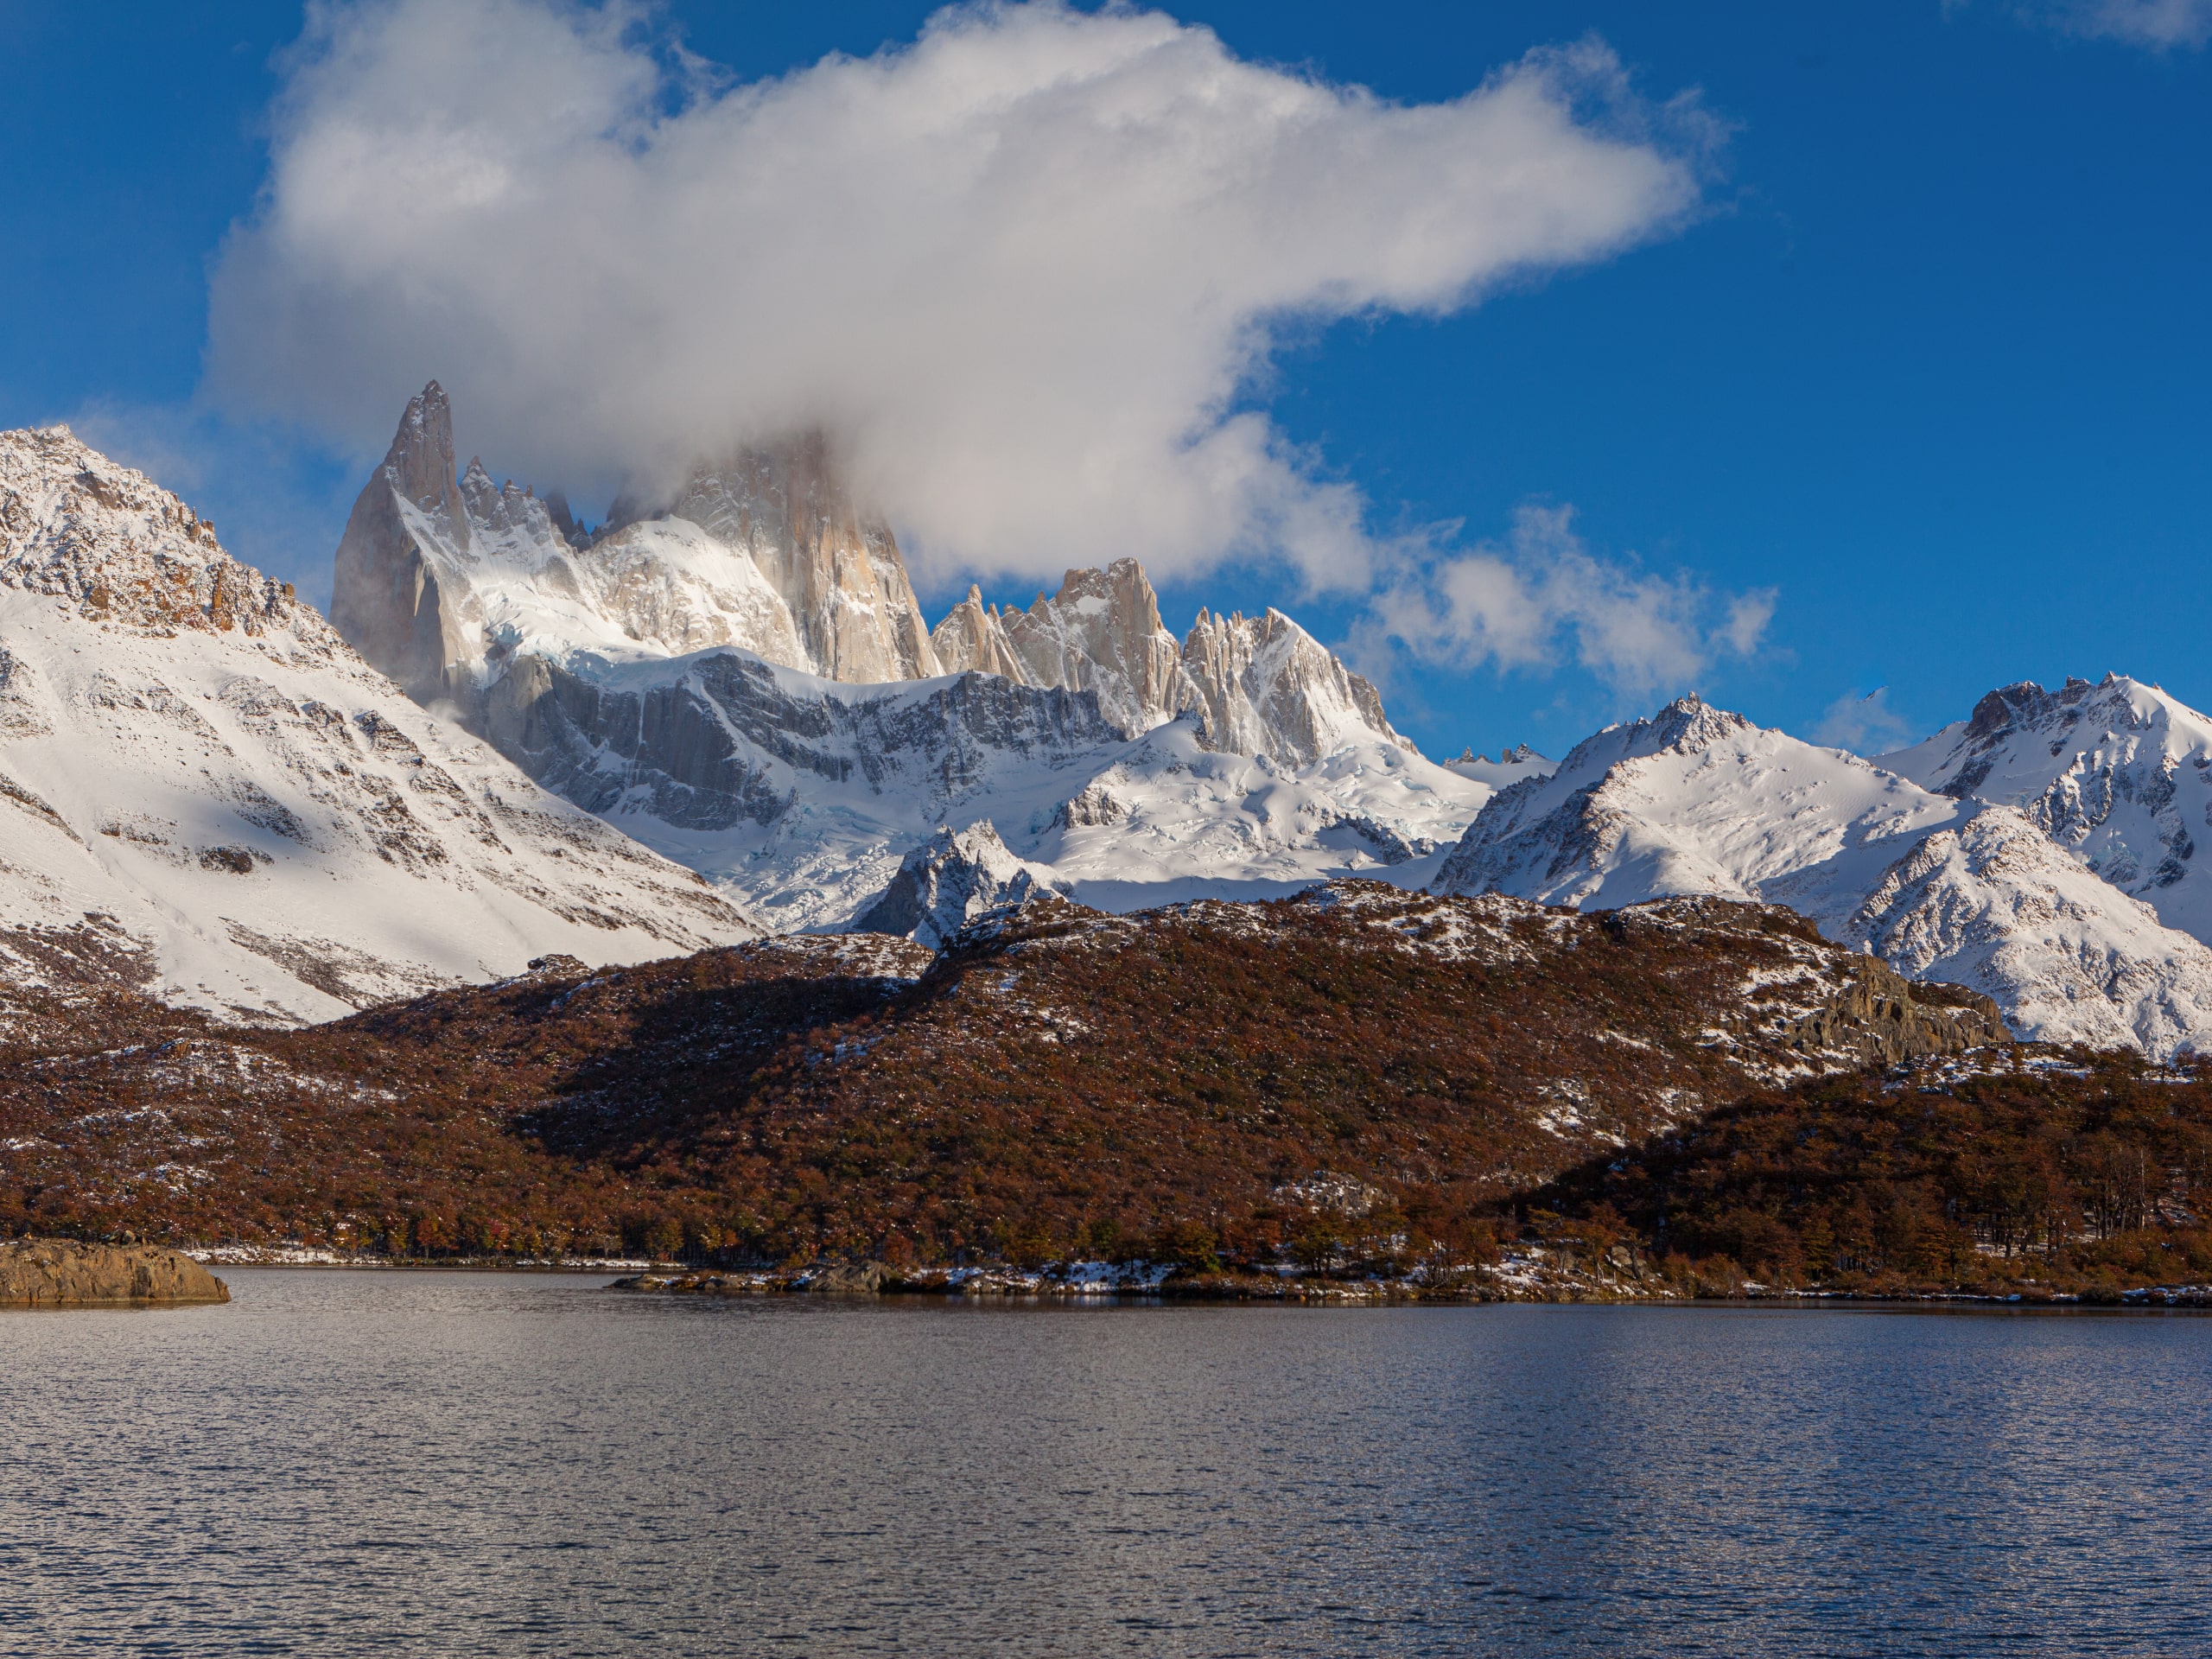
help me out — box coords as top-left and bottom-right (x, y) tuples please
(3, 424), (308, 641)
(0, 1238), (230, 1306)
(1782, 957), (2009, 1065)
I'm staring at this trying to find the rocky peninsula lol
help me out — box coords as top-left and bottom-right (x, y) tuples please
(0, 1239), (231, 1307)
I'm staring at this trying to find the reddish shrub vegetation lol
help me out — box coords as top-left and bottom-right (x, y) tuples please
(0, 884), (2014, 1273)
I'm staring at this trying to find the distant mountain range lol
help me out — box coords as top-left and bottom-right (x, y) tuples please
(8, 391), (2212, 1062)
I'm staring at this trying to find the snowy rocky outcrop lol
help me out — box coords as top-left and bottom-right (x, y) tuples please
(1848, 806), (2212, 1058)
(935, 558), (1185, 738)
(0, 424), (755, 1023)
(1880, 674), (2212, 941)
(327, 385), (1483, 929)
(1433, 693), (2212, 1057)
(930, 556), (1408, 765)
(849, 822), (1063, 949)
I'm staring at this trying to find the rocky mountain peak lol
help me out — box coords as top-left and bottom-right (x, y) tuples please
(931, 584), (1029, 682)
(382, 380), (468, 529)
(666, 434), (941, 683)
(1648, 692), (1750, 753)
(1178, 607), (1405, 767)
(1, 424), (312, 640)
(995, 557), (1186, 737)
(1881, 670), (2212, 941)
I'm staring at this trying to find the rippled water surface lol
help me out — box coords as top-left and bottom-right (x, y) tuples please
(3, 1272), (2209, 1656)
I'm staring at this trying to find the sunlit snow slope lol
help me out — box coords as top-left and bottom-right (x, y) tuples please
(1433, 696), (2212, 1056)
(0, 425), (755, 1023)
(1881, 675), (2212, 942)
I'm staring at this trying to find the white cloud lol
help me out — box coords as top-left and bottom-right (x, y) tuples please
(1354, 504), (1771, 702)
(208, 0), (1712, 594)
(2003, 0), (2212, 47)
(1811, 686), (1920, 755)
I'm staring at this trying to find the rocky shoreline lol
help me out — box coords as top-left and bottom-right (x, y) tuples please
(0, 1239), (230, 1307)
(607, 1255), (2212, 1308)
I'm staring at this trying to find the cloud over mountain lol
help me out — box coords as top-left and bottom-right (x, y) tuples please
(209, 0), (1710, 595)
(1355, 504), (1772, 699)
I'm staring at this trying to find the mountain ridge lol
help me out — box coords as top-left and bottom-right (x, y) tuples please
(0, 423), (757, 1022)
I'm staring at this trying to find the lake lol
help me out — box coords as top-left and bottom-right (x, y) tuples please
(3, 1270), (2207, 1656)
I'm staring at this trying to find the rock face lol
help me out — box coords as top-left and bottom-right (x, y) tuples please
(0, 1238), (229, 1306)
(1778, 955), (2009, 1066)
(330, 381), (479, 705)
(1433, 693), (2212, 1058)
(658, 435), (942, 683)
(334, 387), (939, 694)
(930, 585), (1032, 683)
(482, 649), (1128, 835)
(1178, 607), (1406, 767)
(995, 559), (1189, 738)
(0, 424), (756, 1022)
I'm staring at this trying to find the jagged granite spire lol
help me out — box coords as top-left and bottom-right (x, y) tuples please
(330, 381), (477, 705)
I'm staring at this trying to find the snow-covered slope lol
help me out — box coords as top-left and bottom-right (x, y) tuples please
(0, 425), (755, 1023)
(483, 639), (1489, 933)
(1880, 674), (2212, 941)
(1849, 806), (2212, 1057)
(1433, 695), (2212, 1056)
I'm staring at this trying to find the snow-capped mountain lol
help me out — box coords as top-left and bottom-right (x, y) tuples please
(333, 385), (1486, 929)
(1879, 674), (2212, 940)
(332, 384), (942, 703)
(0, 424), (755, 1023)
(1433, 694), (2212, 1056)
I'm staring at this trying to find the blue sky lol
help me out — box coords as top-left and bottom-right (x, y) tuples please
(1, 1), (2205, 760)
